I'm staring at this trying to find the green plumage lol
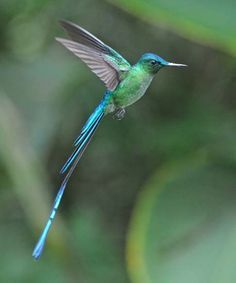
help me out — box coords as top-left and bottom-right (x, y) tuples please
(111, 64), (153, 108)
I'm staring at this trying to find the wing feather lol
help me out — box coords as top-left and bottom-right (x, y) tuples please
(56, 20), (131, 91)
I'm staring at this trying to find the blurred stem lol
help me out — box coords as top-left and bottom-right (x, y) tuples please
(0, 92), (76, 266)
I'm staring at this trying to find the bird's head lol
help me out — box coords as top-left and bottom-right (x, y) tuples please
(139, 53), (187, 74)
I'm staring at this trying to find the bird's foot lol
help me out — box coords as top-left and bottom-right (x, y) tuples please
(112, 108), (126, 120)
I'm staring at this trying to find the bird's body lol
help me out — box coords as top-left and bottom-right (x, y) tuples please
(110, 64), (154, 109)
(32, 20), (186, 260)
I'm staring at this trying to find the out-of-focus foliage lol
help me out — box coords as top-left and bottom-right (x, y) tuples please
(109, 0), (236, 56)
(0, 0), (236, 283)
(127, 157), (236, 283)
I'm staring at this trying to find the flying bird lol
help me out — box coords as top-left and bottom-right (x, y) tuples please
(32, 20), (187, 260)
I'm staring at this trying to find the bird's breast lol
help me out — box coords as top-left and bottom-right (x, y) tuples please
(112, 69), (154, 109)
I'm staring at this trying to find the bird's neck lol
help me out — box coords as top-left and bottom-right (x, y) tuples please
(132, 63), (155, 81)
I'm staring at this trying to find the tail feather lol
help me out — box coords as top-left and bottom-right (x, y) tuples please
(32, 130), (96, 260)
(74, 102), (105, 146)
(32, 102), (105, 260)
(60, 112), (103, 174)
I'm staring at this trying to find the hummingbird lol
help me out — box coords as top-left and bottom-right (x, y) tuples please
(32, 20), (187, 260)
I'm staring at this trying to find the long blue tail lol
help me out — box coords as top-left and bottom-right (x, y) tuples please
(32, 102), (105, 260)
(60, 102), (105, 174)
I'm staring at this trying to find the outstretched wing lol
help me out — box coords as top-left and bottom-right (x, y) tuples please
(56, 20), (131, 91)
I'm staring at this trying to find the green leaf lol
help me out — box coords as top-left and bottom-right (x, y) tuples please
(127, 156), (236, 283)
(108, 0), (236, 56)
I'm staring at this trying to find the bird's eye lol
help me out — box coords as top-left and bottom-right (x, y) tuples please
(150, 60), (157, 65)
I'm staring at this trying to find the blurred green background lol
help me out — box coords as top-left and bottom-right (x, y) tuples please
(0, 0), (236, 282)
